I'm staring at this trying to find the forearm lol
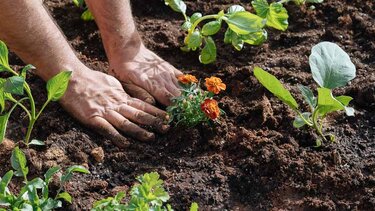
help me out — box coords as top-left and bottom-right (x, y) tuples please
(0, 0), (84, 80)
(85, 0), (142, 64)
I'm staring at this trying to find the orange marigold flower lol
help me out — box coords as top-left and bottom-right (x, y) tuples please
(205, 76), (226, 94)
(178, 74), (198, 84)
(201, 99), (220, 120)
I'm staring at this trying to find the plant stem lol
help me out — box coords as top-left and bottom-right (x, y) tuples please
(296, 110), (313, 126)
(8, 98), (31, 120)
(312, 107), (327, 142)
(189, 14), (220, 34)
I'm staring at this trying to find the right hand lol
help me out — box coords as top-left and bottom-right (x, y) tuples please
(59, 67), (170, 147)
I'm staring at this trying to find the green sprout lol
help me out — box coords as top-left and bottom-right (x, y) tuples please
(72, 0), (94, 21)
(254, 42), (356, 146)
(0, 40), (72, 146)
(164, 0), (323, 64)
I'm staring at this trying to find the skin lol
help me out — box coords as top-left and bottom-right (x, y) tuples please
(0, 0), (182, 146)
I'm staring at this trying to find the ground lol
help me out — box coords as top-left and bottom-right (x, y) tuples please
(0, 0), (374, 210)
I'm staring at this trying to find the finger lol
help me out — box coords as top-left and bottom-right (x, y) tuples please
(105, 110), (155, 142)
(89, 116), (129, 148)
(153, 87), (174, 106)
(128, 98), (168, 119)
(164, 77), (181, 97)
(122, 83), (156, 105)
(118, 104), (169, 133)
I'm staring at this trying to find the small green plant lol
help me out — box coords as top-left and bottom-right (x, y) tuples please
(0, 147), (90, 210)
(167, 74), (225, 127)
(254, 42), (356, 146)
(0, 40), (72, 146)
(72, 0), (94, 21)
(92, 172), (198, 211)
(164, 0), (323, 64)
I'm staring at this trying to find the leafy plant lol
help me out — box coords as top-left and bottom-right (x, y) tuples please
(0, 147), (90, 210)
(92, 172), (198, 211)
(164, 0), (323, 64)
(167, 74), (225, 127)
(72, 0), (94, 21)
(0, 40), (72, 146)
(253, 42), (356, 146)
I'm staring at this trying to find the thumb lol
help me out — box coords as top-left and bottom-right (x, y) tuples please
(122, 83), (156, 105)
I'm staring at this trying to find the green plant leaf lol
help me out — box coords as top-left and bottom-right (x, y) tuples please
(0, 113), (10, 144)
(181, 21), (192, 31)
(187, 31), (202, 50)
(46, 71), (72, 101)
(29, 139), (45, 146)
(0, 171), (13, 195)
(226, 11), (265, 35)
(293, 112), (311, 128)
(298, 85), (317, 108)
(231, 34), (244, 51)
(4, 76), (25, 95)
(224, 28), (234, 44)
(190, 202), (199, 211)
(241, 30), (268, 45)
(201, 21), (221, 36)
(81, 9), (94, 21)
(0, 40), (10, 70)
(190, 12), (202, 24)
(56, 192), (72, 204)
(61, 165), (89, 184)
(252, 0), (289, 31)
(227, 5), (245, 14)
(309, 42), (356, 89)
(72, 0), (84, 7)
(164, 0), (186, 14)
(317, 87), (345, 116)
(44, 166), (61, 184)
(254, 67), (299, 110)
(336, 95), (355, 116)
(11, 147), (29, 178)
(306, 0), (324, 3)
(199, 36), (217, 64)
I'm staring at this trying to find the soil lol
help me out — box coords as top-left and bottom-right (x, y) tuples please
(1, 0), (375, 210)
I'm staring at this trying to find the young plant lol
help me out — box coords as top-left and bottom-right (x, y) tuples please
(92, 172), (198, 211)
(253, 42), (356, 146)
(0, 147), (90, 210)
(167, 74), (225, 127)
(72, 0), (94, 21)
(164, 0), (323, 64)
(0, 40), (72, 146)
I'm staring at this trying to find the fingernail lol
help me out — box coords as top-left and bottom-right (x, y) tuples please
(143, 132), (155, 141)
(160, 124), (170, 133)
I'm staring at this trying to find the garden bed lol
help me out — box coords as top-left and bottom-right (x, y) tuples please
(1, 0), (374, 210)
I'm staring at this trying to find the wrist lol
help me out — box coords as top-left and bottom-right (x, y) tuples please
(34, 59), (86, 81)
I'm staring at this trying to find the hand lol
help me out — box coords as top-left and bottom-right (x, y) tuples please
(108, 44), (182, 106)
(59, 67), (169, 147)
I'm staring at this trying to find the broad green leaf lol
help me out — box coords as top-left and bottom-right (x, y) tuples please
(187, 31), (202, 50)
(190, 12), (202, 24)
(46, 71), (72, 101)
(44, 166), (61, 184)
(227, 5), (245, 14)
(224, 28), (234, 44)
(298, 85), (317, 108)
(164, 0), (186, 14)
(201, 21), (221, 36)
(0, 40), (10, 70)
(0, 171), (13, 195)
(241, 30), (268, 45)
(0, 113), (10, 144)
(336, 95), (355, 116)
(11, 147), (29, 178)
(231, 34), (244, 51)
(56, 192), (72, 203)
(317, 87), (345, 116)
(29, 139), (45, 146)
(4, 76), (25, 95)
(199, 36), (217, 64)
(190, 202), (199, 211)
(254, 67), (299, 110)
(81, 9), (94, 21)
(252, 0), (289, 31)
(293, 112), (311, 128)
(21, 64), (35, 79)
(309, 42), (356, 89)
(226, 11), (265, 35)
(181, 21), (192, 31)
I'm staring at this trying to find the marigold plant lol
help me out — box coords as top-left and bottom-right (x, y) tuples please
(167, 74), (225, 127)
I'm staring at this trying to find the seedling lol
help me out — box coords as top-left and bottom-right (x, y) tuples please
(167, 74), (225, 127)
(0, 147), (89, 210)
(254, 42), (356, 146)
(164, 0), (323, 64)
(72, 0), (94, 21)
(92, 172), (198, 211)
(0, 40), (72, 146)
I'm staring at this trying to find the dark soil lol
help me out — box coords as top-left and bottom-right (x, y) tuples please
(1, 0), (375, 210)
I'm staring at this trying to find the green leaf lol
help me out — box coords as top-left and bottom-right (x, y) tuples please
(227, 5), (245, 14)
(187, 31), (202, 50)
(61, 165), (89, 184)
(199, 36), (217, 64)
(254, 67), (299, 110)
(336, 95), (355, 116)
(0, 113), (10, 144)
(0, 40), (10, 70)
(309, 42), (356, 89)
(225, 11), (265, 35)
(224, 28), (234, 44)
(11, 147), (29, 178)
(56, 192), (72, 204)
(0, 171), (13, 195)
(298, 85), (317, 108)
(190, 202), (199, 211)
(44, 166), (61, 184)
(72, 0), (84, 7)
(241, 30), (268, 45)
(306, 0), (324, 3)
(46, 71), (72, 101)
(317, 87), (345, 116)
(29, 139), (45, 146)
(252, 0), (289, 31)
(4, 76), (25, 95)
(293, 112), (311, 128)
(81, 9), (94, 21)
(181, 21), (192, 31)
(190, 12), (202, 24)
(164, 0), (186, 14)
(201, 21), (221, 36)
(231, 34), (244, 51)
